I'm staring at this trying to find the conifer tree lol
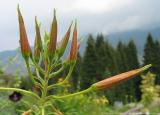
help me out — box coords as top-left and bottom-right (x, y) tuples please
(95, 34), (107, 80)
(143, 33), (155, 67)
(126, 40), (140, 100)
(104, 41), (119, 75)
(152, 40), (160, 83)
(143, 33), (160, 84)
(113, 41), (130, 102)
(80, 35), (99, 89)
(126, 40), (139, 69)
(116, 41), (128, 72)
(95, 35), (119, 103)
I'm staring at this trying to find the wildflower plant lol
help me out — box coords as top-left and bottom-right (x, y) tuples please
(140, 72), (160, 107)
(0, 6), (152, 115)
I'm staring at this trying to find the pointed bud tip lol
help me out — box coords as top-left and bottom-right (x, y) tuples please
(17, 5), (21, 14)
(17, 4), (20, 10)
(35, 16), (39, 27)
(35, 16), (37, 22)
(54, 9), (56, 18)
(75, 20), (77, 28)
(69, 21), (73, 29)
(139, 64), (152, 72)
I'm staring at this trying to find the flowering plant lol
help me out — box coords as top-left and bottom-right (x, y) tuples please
(0, 6), (151, 115)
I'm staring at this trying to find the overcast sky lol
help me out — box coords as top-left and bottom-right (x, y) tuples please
(0, 0), (160, 51)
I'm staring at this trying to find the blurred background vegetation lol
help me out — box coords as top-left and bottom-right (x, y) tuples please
(0, 33), (160, 114)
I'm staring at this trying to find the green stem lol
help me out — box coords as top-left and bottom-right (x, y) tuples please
(51, 62), (62, 71)
(26, 60), (36, 85)
(0, 87), (40, 99)
(47, 86), (95, 100)
(40, 62), (51, 115)
(35, 68), (45, 84)
(50, 56), (59, 69)
(47, 64), (75, 90)
(32, 60), (45, 74)
(42, 107), (45, 115)
(64, 62), (75, 81)
(138, 64), (152, 72)
(41, 61), (50, 99)
(49, 65), (66, 78)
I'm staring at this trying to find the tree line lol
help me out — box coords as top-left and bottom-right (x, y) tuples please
(70, 33), (160, 103)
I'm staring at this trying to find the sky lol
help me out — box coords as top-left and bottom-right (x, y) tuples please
(0, 0), (160, 51)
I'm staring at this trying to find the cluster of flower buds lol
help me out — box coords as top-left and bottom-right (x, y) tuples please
(18, 7), (32, 61)
(18, 6), (78, 66)
(17, 4), (80, 94)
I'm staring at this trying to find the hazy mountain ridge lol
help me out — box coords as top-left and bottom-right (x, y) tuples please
(0, 28), (160, 74)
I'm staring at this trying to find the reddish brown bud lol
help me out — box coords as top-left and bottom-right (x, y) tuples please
(34, 36), (40, 63)
(34, 17), (42, 63)
(58, 22), (72, 57)
(48, 9), (57, 59)
(35, 17), (42, 50)
(17, 6), (32, 60)
(93, 64), (152, 90)
(69, 21), (77, 61)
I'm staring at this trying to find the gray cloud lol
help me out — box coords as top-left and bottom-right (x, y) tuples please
(0, 0), (160, 51)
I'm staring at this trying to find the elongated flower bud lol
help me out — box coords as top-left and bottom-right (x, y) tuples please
(17, 6), (32, 60)
(92, 64), (152, 90)
(58, 23), (72, 57)
(35, 17), (42, 50)
(34, 17), (42, 63)
(34, 36), (40, 63)
(48, 9), (57, 59)
(69, 21), (77, 61)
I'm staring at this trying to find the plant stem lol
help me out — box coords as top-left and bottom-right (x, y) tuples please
(32, 60), (45, 74)
(40, 62), (51, 115)
(0, 87), (40, 99)
(26, 60), (36, 84)
(48, 86), (95, 100)
(42, 107), (45, 115)
(47, 63), (75, 90)
(49, 65), (66, 78)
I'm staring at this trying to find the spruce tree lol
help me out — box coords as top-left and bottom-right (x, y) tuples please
(80, 35), (99, 89)
(95, 35), (119, 103)
(116, 41), (128, 72)
(126, 40), (140, 100)
(152, 40), (160, 84)
(143, 33), (160, 84)
(126, 40), (139, 69)
(95, 34), (107, 80)
(113, 41), (129, 102)
(104, 41), (119, 75)
(143, 33), (155, 67)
